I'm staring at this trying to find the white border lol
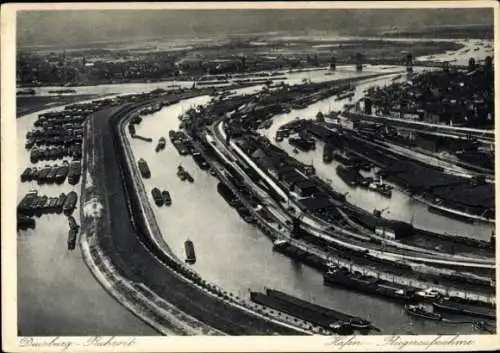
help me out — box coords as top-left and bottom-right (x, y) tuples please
(2, 2), (499, 352)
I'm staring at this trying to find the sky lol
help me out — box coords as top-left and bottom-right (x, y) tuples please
(17, 8), (494, 48)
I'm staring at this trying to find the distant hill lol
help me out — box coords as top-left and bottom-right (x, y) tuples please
(17, 8), (493, 48)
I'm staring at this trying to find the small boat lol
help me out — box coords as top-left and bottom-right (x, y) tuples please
(405, 304), (442, 321)
(138, 158), (151, 179)
(162, 190), (172, 206)
(184, 239), (196, 264)
(151, 187), (164, 206)
(177, 165), (188, 181)
(155, 137), (166, 152)
(292, 148), (299, 154)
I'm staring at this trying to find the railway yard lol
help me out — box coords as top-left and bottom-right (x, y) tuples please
(15, 35), (496, 336)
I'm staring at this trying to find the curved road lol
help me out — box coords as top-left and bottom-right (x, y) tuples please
(85, 97), (303, 335)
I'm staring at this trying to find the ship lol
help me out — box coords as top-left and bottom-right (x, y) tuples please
(336, 165), (362, 187)
(432, 300), (496, 320)
(192, 153), (209, 170)
(162, 190), (172, 206)
(184, 239), (196, 264)
(55, 193), (67, 213)
(177, 165), (188, 181)
(138, 158), (151, 179)
(67, 160), (81, 185)
(289, 137), (315, 152)
(265, 289), (372, 330)
(37, 165), (52, 184)
(20, 167), (32, 182)
(333, 153), (353, 166)
(34, 196), (48, 217)
(67, 215), (79, 230)
(48, 89), (77, 94)
(323, 266), (416, 302)
(17, 215), (36, 231)
(323, 143), (333, 164)
(67, 227), (78, 251)
(404, 304), (442, 321)
(155, 137), (166, 152)
(62, 191), (78, 215)
(217, 182), (238, 207)
(45, 167), (58, 184)
(151, 187), (164, 206)
(17, 88), (36, 96)
(55, 162), (70, 184)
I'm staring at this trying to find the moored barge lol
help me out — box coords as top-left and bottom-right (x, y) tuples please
(432, 300), (496, 320)
(138, 158), (151, 178)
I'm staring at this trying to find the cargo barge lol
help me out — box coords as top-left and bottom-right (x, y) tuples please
(217, 182), (238, 207)
(62, 191), (78, 215)
(67, 227), (78, 251)
(184, 239), (196, 264)
(138, 158), (151, 178)
(336, 165), (364, 187)
(17, 215), (35, 231)
(67, 215), (79, 230)
(162, 190), (172, 206)
(427, 204), (475, 224)
(323, 265), (417, 302)
(405, 304), (442, 321)
(323, 143), (333, 164)
(55, 161), (70, 184)
(192, 152), (210, 170)
(289, 137), (315, 152)
(169, 130), (193, 156)
(151, 187), (164, 206)
(67, 160), (81, 185)
(249, 291), (354, 334)
(265, 289), (372, 330)
(432, 300), (496, 320)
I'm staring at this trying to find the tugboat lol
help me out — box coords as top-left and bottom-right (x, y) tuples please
(162, 190), (172, 206)
(404, 304), (442, 321)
